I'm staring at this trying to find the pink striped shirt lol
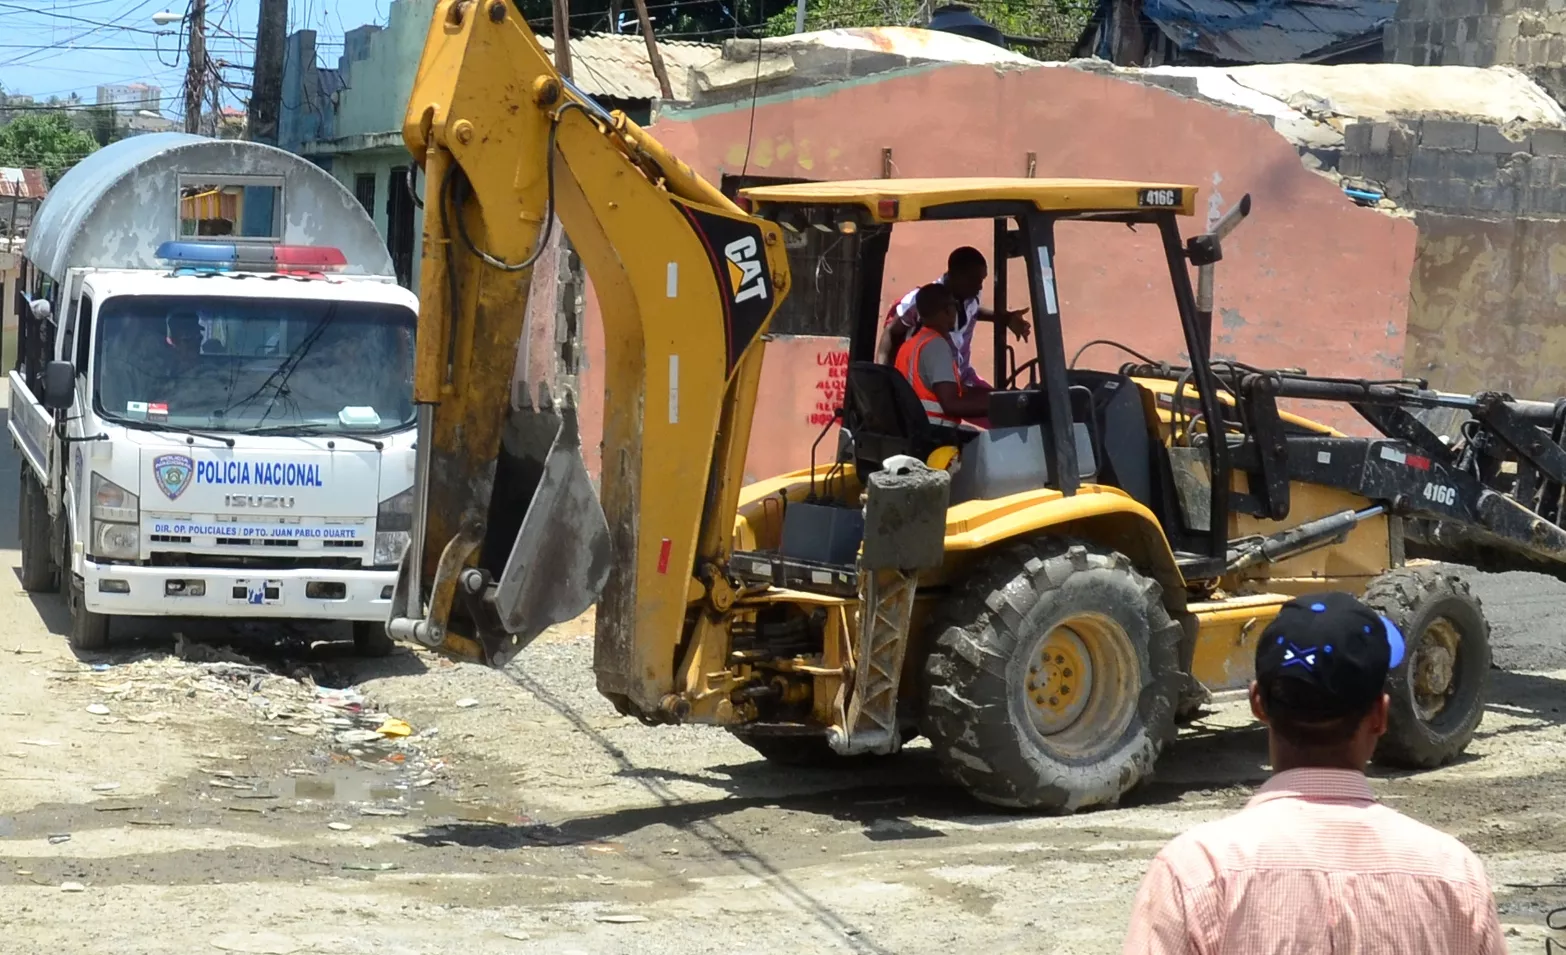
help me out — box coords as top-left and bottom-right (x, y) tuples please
(1123, 768), (1504, 955)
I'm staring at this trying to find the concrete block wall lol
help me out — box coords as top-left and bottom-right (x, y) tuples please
(1338, 117), (1566, 218)
(1386, 0), (1566, 101)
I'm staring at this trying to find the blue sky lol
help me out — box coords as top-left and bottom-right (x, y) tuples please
(0, 0), (390, 119)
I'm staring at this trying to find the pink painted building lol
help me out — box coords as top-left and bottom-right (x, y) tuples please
(574, 54), (1417, 483)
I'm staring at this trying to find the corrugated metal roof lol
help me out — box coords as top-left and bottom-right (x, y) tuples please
(0, 167), (48, 200)
(536, 33), (720, 101)
(1143, 0), (1395, 64)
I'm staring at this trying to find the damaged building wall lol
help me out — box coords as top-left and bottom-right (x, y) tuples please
(1341, 114), (1566, 399)
(1386, 0), (1566, 103)
(567, 60), (1417, 482)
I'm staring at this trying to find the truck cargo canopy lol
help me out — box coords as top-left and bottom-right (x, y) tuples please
(28, 133), (394, 280)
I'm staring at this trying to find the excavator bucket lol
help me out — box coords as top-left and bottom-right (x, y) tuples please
(482, 385), (613, 667)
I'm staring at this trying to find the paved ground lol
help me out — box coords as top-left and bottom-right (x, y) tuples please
(3, 410), (1566, 954)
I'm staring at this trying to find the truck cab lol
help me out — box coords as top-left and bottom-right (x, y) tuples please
(12, 134), (419, 652)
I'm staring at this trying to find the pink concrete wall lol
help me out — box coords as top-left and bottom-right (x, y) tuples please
(577, 63), (1418, 481)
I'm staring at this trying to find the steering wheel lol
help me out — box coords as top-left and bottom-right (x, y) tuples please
(1003, 357), (1040, 391)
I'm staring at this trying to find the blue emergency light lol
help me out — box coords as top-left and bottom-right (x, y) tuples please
(154, 241), (348, 274)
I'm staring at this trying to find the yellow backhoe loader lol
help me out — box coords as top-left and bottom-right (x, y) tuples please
(386, 0), (1556, 811)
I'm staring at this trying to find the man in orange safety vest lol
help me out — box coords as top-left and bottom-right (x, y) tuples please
(894, 283), (991, 430)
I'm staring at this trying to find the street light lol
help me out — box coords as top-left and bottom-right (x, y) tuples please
(151, 11), (183, 25)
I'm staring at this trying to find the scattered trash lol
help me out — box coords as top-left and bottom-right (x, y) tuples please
(10, 647), (41, 655)
(85, 703), (110, 716)
(377, 718), (412, 738)
(595, 915), (649, 924)
(286, 726), (317, 737)
(91, 783), (121, 793)
(59, 882), (85, 893)
(335, 729), (381, 746)
(291, 854), (331, 867)
(662, 848), (680, 856)
(455, 698), (480, 709)
(94, 804), (142, 812)
(226, 806), (264, 814)
(341, 861), (399, 871)
(326, 822), (353, 831)
(90, 664), (111, 672)
(209, 931), (301, 954)
(359, 807), (406, 817)
(502, 931), (531, 941)
(18, 739), (59, 747)
(47, 834), (70, 845)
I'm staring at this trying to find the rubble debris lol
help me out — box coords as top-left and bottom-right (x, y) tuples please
(85, 704), (110, 716)
(596, 915), (649, 924)
(59, 882), (85, 892)
(455, 698), (480, 709)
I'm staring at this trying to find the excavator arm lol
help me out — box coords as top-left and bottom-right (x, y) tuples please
(387, 0), (790, 716)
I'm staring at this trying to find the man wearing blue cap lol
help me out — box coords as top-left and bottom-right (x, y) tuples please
(1123, 591), (1504, 954)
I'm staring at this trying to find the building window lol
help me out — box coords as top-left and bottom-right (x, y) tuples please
(720, 174), (857, 339)
(354, 173), (376, 216)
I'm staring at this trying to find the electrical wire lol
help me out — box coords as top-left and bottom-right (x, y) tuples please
(1070, 338), (1157, 369)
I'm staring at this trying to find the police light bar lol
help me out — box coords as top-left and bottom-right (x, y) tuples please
(154, 241), (348, 274)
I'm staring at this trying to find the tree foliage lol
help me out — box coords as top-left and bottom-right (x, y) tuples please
(518, 0), (1090, 53)
(763, 0), (1093, 49)
(0, 112), (101, 184)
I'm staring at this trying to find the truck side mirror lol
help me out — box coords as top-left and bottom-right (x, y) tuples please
(42, 361), (74, 411)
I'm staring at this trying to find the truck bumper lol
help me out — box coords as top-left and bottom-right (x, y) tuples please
(80, 560), (396, 621)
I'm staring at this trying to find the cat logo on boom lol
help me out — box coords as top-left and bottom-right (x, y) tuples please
(724, 236), (768, 304)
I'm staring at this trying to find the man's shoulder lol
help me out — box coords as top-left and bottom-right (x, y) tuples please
(1154, 798), (1490, 886)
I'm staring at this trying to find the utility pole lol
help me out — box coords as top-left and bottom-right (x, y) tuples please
(795, 0), (807, 33)
(184, 0), (206, 134)
(247, 0), (287, 144)
(630, 0), (673, 100)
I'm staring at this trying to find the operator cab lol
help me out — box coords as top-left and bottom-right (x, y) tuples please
(736, 178), (1241, 583)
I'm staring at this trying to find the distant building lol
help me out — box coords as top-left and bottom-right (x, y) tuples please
(1075, 0), (1394, 67)
(96, 82), (162, 115)
(1, 166), (48, 242)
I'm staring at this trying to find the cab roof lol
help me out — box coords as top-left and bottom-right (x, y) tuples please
(740, 177), (1199, 221)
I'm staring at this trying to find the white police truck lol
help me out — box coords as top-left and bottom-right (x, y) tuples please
(11, 134), (419, 653)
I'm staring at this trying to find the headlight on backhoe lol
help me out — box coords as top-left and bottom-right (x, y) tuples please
(374, 487), (414, 567)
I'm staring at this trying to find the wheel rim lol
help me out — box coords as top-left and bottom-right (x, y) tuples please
(1413, 616), (1461, 722)
(1023, 613), (1138, 756)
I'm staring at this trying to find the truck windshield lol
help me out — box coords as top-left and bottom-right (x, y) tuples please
(93, 294), (416, 434)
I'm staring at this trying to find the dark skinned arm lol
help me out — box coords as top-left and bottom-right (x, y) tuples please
(876, 319), (911, 365)
(974, 306), (1032, 340)
(931, 380), (991, 419)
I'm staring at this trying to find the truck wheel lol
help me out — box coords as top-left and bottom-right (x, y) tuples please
(351, 621), (396, 657)
(922, 542), (1182, 812)
(1363, 567), (1489, 769)
(18, 472), (58, 593)
(66, 573), (110, 652)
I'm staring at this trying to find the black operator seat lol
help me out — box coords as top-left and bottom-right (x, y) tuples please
(843, 361), (973, 473)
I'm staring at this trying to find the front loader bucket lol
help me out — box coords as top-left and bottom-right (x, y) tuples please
(484, 385), (613, 667)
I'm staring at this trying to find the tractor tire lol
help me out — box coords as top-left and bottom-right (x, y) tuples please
(18, 471), (58, 594)
(921, 541), (1183, 812)
(351, 620), (396, 658)
(1363, 567), (1490, 769)
(65, 572), (110, 653)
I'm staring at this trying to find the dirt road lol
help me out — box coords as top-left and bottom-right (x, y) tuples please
(3, 439), (1566, 953)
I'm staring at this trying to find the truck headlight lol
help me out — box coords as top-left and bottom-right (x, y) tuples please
(376, 487), (414, 532)
(374, 488), (414, 567)
(91, 473), (139, 523)
(373, 531), (410, 567)
(92, 520), (140, 560)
